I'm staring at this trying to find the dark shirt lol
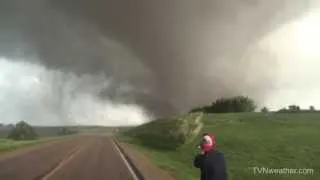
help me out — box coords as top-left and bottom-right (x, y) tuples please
(193, 150), (227, 180)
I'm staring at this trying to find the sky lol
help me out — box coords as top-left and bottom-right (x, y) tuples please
(0, 0), (320, 126)
(261, 9), (320, 110)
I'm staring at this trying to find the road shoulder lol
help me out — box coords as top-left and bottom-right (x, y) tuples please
(115, 140), (175, 180)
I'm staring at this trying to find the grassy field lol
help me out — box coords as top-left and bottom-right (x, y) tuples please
(0, 137), (62, 153)
(120, 113), (320, 180)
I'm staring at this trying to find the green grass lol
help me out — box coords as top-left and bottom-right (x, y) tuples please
(121, 112), (203, 150)
(0, 136), (71, 153)
(120, 113), (320, 180)
(0, 139), (40, 153)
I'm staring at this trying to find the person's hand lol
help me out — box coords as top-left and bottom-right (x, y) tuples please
(200, 150), (205, 155)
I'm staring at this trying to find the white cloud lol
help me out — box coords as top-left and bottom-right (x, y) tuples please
(259, 9), (320, 110)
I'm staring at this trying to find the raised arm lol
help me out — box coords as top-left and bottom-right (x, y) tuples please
(193, 154), (205, 168)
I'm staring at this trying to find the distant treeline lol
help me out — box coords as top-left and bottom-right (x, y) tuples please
(190, 96), (256, 113)
(275, 105), (320, 113)
(3, 121), (78, 141)
(190, 96), (318, 114)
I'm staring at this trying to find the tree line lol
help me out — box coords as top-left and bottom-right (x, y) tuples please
(6, 121), (77, 141)
(190, 96), (256, 113)
(275, 105), (319, 113)
(190, 96), (318, 113)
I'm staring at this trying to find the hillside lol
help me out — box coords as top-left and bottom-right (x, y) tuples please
(120, 113), (320, 180)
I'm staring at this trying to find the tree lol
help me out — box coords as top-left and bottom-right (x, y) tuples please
(309, 106), (315, 111)
(208, 96), (256, 113)
(7, 121), (38, 140)
(190, 96), (256, 113)
(288, 105), (300, 112)
(58, 127), (77, 136)
(261, 106), (269, 113)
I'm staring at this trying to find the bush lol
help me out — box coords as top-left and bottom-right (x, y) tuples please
(58, 127), (77, 136)
(261, 107), (269, 113)
(123, 113), (203, 150)
(7, 121), (38, 140)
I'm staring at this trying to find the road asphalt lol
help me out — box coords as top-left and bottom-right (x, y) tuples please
(0, 135), (135, 180)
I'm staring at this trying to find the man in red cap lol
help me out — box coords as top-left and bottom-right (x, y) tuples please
(193, 133), (227, 180)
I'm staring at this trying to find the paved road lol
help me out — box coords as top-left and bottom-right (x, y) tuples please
(0, 135), (135, 180)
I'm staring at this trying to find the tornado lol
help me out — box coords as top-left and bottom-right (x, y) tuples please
(0, 0), (315, 125)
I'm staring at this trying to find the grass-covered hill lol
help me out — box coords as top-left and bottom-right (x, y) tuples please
(120, 112), (320, 180)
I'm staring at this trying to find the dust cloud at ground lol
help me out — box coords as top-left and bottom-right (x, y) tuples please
(0, 57), (150, 126)
(0, 0), (315, 125)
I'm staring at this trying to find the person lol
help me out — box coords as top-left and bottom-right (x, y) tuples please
(193, 133), (227, 180)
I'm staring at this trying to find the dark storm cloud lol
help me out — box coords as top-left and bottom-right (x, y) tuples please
(0, 0), (312, 117)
